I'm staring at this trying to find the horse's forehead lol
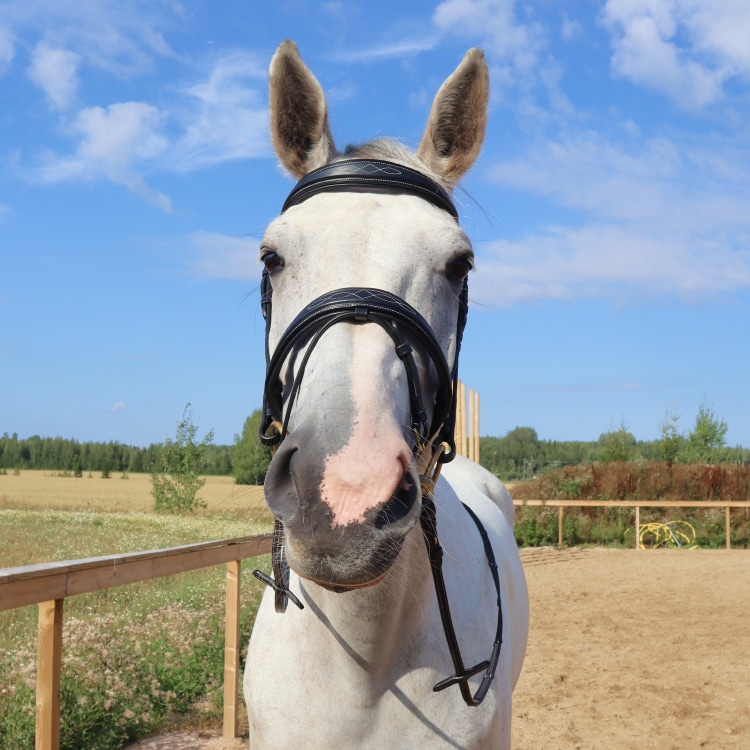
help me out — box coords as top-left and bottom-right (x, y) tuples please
(266, 192), (468, 260)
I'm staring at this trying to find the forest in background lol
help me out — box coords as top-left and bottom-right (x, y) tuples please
(2, 401), (747, 483)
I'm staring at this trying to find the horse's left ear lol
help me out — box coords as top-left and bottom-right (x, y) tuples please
(417, 48), (489, 187)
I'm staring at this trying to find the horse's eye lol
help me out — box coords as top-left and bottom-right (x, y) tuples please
(446, 254), (474, 281)
(261, 251), (284, 274)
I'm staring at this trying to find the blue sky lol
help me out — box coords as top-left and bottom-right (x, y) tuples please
(1, 0), (749, 448)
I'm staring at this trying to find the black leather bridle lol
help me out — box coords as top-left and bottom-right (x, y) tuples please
(252, 158), (503, 707)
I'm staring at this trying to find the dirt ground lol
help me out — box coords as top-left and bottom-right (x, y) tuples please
(129, 547), (750, 749)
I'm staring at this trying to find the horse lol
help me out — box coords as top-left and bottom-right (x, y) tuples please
(243, 40), (529, 749)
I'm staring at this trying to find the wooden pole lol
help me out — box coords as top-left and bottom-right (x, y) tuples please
(635, 506), (640, 550)
(455, 380), (464, 457)
(469, 388), (476, 462)
(36, 599), (63, 750)
(223, 560), (242, 739)
(726, 506), (731, 550)
(459, 381), (467, 457)
(558, 506), (564, 548)
(474, 391), (480, 463)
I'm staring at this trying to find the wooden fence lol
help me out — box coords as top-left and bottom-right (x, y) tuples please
(0, 534), (272, 750)
(515, 499), (750, 549)
(2, 499), (749, 749)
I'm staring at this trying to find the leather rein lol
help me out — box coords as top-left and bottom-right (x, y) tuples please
(253, 158), (503, 707)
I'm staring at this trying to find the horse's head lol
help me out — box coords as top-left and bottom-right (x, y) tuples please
(260, 41), (489, 589)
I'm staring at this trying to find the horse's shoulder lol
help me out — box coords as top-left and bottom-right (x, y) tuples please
(438, 455), (514, 526)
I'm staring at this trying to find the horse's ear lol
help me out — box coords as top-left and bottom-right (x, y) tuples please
(417, 48), (489, 187)
(269, 40), (336, 178)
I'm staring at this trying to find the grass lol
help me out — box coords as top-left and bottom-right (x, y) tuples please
(0, 472), (274, 749)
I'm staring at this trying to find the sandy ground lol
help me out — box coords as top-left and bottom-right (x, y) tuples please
(128, 547), (750, 749)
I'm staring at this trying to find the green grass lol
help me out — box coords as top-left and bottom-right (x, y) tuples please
(0, 478), (274, 749)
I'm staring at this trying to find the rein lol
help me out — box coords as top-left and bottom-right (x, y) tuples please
(253, 158), (503, 708)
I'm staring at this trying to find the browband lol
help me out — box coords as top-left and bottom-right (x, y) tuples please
(282, 158), (459, 220)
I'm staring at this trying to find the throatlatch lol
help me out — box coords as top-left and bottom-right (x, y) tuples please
(253, 158), (503, 707)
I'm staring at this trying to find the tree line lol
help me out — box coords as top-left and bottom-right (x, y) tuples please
(2, 401), (746, 485)
(480, 402), (748, 480)
(0, 432), (234, 476)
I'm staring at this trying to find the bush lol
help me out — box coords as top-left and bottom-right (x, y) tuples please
(151, 405), (214, 513)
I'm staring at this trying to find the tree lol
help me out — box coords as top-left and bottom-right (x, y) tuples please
(684, 400), (728, 464)
(598, 419), (636, 463)
(233, 410), (272, 485)
(151, 404), (215, 512)
(658, 407), (683, 466)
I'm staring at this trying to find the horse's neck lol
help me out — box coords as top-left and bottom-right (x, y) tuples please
(294, 524), (433, 677)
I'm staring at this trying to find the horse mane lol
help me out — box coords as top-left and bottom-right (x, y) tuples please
(337, 139), (452, 192)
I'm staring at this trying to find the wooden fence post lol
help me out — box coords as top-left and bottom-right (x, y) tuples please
(223, 560), (242, 739)
(558, 506), (564, 548)
(635, 506), (640, 550)
(36, 599), (63, 750)
(726, 506), (731, 550)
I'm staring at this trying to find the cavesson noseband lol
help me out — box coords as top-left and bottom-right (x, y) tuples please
(253, 158), (503, 708)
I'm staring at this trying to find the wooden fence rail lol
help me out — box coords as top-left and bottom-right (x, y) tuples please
(0, 534), (273, 750)
(514, 499), (750, 549)
(2, 500), (748, 749)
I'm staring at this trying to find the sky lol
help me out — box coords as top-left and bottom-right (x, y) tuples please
(1, 0), (749, 449)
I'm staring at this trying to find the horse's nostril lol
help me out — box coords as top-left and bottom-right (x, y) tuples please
(373, 473), (419, 529)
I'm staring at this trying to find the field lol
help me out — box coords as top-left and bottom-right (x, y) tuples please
(0, 471), (273, 749)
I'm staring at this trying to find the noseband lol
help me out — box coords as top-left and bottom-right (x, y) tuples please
(253, 158), (502, 708)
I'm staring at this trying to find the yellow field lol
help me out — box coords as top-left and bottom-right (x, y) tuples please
(0, 470), (265, 513)
(0, 471), (273, 569)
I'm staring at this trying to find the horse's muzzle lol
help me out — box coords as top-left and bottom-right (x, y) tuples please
(263, 424), (422, 587)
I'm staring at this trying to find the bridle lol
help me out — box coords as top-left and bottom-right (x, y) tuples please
(252, 158), (503, 707)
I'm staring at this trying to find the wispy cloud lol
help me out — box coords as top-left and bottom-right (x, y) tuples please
(0, 25), (14, 73)
(330, 37), (439, 63)
(476, 127), (750, 304)
(0, 0), (180, 78)
(27, 48), (269, 208)
(187, 231), (259, 280)
(28, 42), (80, 110)
(433, 0), (546, 75)
(33, 101), (172, 211)
(111, 402), (127, 414)
(169, 50), (269, 171)
(601, 0), (750, 109)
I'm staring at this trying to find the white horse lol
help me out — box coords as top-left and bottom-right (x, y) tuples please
(244, 41), (528, 749)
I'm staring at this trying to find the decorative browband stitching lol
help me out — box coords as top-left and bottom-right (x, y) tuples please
(282, 159), (459, 220)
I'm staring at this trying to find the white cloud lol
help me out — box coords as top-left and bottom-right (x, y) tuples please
(28, 42), (80, 110)
(187, 231), (259, 280)
(602, 0), (750, 109)
(330, 37), (438, 63)
(169, 51), (269, 172)
(560, 12), (583, 42)
(34, 101), (172, 211)
(111, 402), (127, 414)
(0, 26), (14, 73)
(433, 0), (545, 75)
(0, 0), (179, 78)
(25, 51), (271, 208)
(481, 129), (750, 304)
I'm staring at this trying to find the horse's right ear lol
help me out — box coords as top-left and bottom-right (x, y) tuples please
(269, 40), (336, 179)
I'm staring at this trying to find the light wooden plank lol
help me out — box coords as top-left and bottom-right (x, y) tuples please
(0, 534), (273, 612)
(36, 599), (63, 750)
(726, 506), (731, 550)
(223, 560), (242, 739)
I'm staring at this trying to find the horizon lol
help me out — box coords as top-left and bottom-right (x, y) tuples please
(1, 1), (749, 447)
